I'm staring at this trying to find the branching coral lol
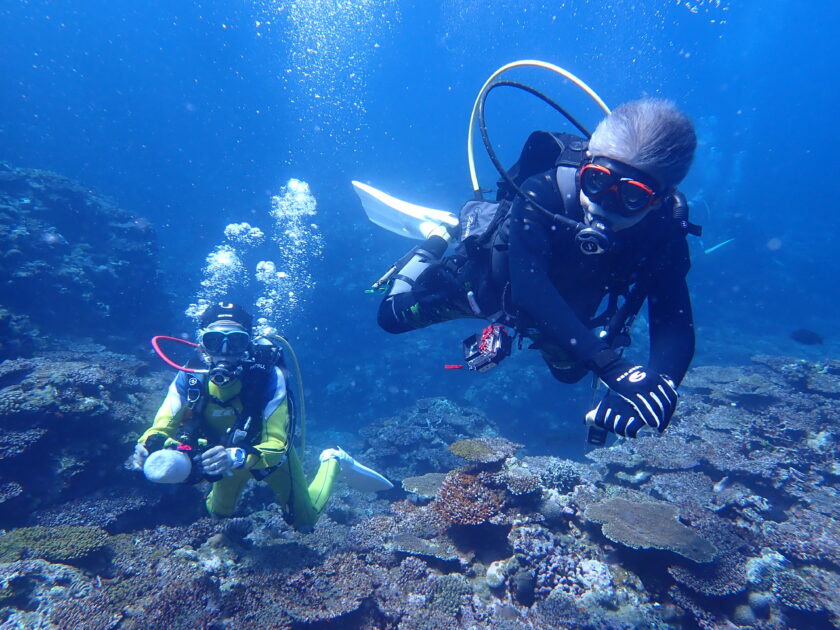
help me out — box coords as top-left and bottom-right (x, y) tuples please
(501, 465), (542, 496)
(434, 471), (503, 525)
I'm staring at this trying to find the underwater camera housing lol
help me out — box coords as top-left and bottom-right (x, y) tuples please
(463, 325), (512, 372)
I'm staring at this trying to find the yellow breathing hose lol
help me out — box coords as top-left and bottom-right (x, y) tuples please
(467, 59), (612, 195)
(271, 334), (307, 459)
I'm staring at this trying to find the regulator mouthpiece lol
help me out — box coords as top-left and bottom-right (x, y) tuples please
(576, 220), (611, 255)
(208, 362), (242, 385)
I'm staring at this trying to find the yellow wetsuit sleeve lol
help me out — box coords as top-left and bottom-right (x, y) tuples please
(138, 374), (188, 445)
(247, 367), (290, 470)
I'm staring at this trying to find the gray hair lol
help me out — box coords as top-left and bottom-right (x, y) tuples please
(587, 98), (697, 189)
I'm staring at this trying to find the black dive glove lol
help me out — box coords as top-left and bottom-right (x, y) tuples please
(591, 359), (678, 434)
(587, 393), (648, 438)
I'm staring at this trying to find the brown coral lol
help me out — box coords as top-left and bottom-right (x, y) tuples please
(434, 471), (503, 525)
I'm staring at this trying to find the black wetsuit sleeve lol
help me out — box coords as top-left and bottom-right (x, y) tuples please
(507, 172), (609, 364)
(647, 239), (695, 385)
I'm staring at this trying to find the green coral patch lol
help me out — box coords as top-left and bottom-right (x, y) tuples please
(448, 437), (521, 464)
(0, 525), (110, 566)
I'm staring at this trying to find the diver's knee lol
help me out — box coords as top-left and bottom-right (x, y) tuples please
(377, 297), (410, 334)
(205, 501), (234, 519)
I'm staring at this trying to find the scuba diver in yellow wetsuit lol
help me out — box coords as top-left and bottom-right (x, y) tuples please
(131, 302), (392, 530)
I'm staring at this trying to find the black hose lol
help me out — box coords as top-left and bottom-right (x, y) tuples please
(486, 80), (591, 138)
(477, 80), (586, 232)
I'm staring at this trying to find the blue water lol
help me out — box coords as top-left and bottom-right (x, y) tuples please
(1, 0), (837, 455)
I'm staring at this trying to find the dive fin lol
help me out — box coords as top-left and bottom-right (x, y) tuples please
(320, 446), (394, 492)
(352, 180), (458, 240)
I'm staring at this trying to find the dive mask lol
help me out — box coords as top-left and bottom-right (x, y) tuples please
(579, 157), (662, 216)
(199, 329), (251, 356)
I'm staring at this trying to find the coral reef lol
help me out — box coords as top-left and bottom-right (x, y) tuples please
(402, 472), (447, 501)
(0, 354), (838, 629)
(0, 348), (177, 527)
(0, 308), (41, 361)
(0, 165), (169, 346)
(356, 397), (502, 481)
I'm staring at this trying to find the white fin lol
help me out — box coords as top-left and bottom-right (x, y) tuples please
(321, 446), (394, 493)
(352, 180), (458, 241)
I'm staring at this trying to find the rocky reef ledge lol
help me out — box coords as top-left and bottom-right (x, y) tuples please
(0, 163), (169, 354)
(1, 354), (838, 629)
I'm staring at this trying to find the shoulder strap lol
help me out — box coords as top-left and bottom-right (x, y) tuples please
(497, 131), (588, 202)
(184, 373), (206, 416)
(545, 133), (587, 222)
(554, 164), (580, 217)
(553, 133), (588, 168)
(239, 345), (297, 445)
(553, 133), (587, 211)
(239, 362), (270, 421)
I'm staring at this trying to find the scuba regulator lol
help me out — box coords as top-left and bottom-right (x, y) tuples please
(575, 218), (612, 256)
(206, 360), (244, 386)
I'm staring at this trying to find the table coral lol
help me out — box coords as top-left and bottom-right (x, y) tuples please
(449, 436), (521, 465)
(280, 552), (377, 623)
(500, 464), (542, 496)
(762, 508), (840, 567)
(585, 497), (717, 563)
(402, 472), (447, 500)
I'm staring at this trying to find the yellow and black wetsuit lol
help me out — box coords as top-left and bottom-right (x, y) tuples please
(138, 367), (337, 530)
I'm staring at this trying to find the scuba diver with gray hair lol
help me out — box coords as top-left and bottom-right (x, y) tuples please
(375, 97), (700, 441)
(132, 302), (392, 529)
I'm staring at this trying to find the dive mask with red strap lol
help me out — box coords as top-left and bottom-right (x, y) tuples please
(579, 157), (663, 216)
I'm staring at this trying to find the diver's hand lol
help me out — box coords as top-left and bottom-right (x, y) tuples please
(586, 393), (651, 438)
(200, 446), (246, 477)
(596, 360), (678, 431)
(131, 443), (149, 471)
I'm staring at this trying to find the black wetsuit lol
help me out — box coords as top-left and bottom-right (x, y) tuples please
(378, 167), (695, 386)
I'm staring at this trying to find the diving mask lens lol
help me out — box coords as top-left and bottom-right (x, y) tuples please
(619, 180), (655, 212)
(200, 330), (251, 355)
(580, 163), (615, 196)
(580, 161), (658, 215)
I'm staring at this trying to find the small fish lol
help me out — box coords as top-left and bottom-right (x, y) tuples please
(790, 329), (824, 345)
(703, 238), (735, 255)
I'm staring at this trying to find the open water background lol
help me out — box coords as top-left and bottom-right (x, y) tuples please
(1, 0), (837, 458)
